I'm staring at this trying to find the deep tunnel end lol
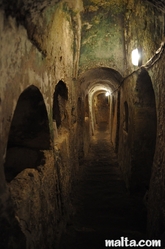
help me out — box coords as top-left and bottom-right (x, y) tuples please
(94, 92), (110, 127)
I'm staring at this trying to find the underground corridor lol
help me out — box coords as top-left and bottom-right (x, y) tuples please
(1, 0), (165, 249)
(60, 120), (148, 249)
(60, 67), (157, 248)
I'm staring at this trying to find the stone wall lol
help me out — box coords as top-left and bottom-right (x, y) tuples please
(79, 0), (164, 75)
(110, 91), (120, 152)
(118, 68), (157, 194)
(0, 1), (83, 247)
(119, 48), (165, 241)
(116, 0), (165, 239)
(147, 51), (165, 240)
(1, 0), (165, 246)
(123, 0), (164, 74)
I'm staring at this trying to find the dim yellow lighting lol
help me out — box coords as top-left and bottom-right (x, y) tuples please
(105, 91), (110, 96)
(131, 48), (140, 66)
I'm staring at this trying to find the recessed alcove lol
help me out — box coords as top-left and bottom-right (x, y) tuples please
(4, 85), (51, 182)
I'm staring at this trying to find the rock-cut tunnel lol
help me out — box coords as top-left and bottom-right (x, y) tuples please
(1, 0), (165, 249)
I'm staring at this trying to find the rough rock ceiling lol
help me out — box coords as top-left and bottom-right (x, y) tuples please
(147, 0), (165, 12)
(0, 1), (164, 24)
(0, 0), (60, 18)
(1, 0), (165, 15)
(0, 0), (164, 35)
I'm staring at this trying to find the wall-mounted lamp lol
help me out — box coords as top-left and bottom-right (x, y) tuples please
(105, 91), (111, 97)
(131, 48), (141, 66)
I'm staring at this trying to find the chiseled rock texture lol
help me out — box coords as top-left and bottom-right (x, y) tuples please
(0, 1), (83, 248)
(147, 51), (165, 239)
(0, 0), (165, 248)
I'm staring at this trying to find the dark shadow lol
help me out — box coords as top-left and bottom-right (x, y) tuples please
(4, 85), (50, 182)
(131, 68), (157, 195)
(123, 101), (129, 133)
(85, 94), (89, 118)
(53, 80), (68, 128)
(115, 90), (120, 153)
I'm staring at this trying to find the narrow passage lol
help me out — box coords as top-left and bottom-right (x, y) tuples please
(60, 123), (147, 249)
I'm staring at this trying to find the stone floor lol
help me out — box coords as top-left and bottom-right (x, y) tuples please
(60, 123), (147, 249)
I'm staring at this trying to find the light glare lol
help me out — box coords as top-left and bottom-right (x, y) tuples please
(105, 91), (110, 96)
(131, 48), (140, 66)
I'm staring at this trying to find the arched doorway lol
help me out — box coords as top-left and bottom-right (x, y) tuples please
(78, 67), (123, 154)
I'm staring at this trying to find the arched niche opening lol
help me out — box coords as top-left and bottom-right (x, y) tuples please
(53, 80), (68, 130)
(4, 85), (51, 182)
(130, 68), (157, 195)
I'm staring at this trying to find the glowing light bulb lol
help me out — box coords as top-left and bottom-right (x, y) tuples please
(131, 48), (140, 66)
(105, 91), (110, 96)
